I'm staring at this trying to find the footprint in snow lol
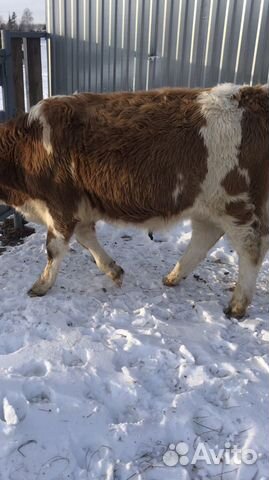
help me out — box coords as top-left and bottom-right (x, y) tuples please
(0, 334), (25, 355)
(207, 364), (234, 378)
(14, 360), (48, 378)
(23, 380), (51, 404)
(62, 349), (86, 367)
(203, 381), (231, 409)
(85, 445), (114, 480)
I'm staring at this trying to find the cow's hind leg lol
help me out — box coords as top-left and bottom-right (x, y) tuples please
(28, 230), (69, 297)
(163, 219), (223, 286)
(75, 222), (124, 286)
(224, 228), (268, 319)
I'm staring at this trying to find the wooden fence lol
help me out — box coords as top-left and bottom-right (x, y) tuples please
(0, 30), (47, 226)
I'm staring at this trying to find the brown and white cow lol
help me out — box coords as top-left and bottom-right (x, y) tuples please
(0, 83), (268, 318)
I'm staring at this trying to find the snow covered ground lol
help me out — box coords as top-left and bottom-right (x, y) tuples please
(0, 221), (268, 480)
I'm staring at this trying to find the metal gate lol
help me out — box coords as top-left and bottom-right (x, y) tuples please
(46, 0), (269, 96)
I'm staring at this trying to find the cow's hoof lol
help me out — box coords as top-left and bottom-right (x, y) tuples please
(27, 282), (49, 297)
(223, 305), (246, 320)
(108, 263), (124, 287)
(27, 288), (47, 297)
(162, 273), (180, 287)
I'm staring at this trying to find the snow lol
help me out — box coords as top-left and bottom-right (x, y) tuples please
(0, 220), (268, 479)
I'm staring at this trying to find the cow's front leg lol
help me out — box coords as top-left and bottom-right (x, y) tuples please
(28, 230), (69, 297)
(75, 222), (124, 286)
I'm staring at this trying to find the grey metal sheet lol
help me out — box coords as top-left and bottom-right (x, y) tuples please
(202, 0), (225, 87)
(252, 0), (269, 85)
(46, 0), (269, 94)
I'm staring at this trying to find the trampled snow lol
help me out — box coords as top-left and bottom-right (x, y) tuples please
(0, 221), (268, 479)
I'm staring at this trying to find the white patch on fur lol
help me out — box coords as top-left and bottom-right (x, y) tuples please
(75, 197), (98, 223)
(15, 199), (62, 238)
(70, 160), (76, 179)
(28, 102), (53, 155)
(196, 83), (248, 218)
(238, 167), (250, 185)
(75, 222), (115, 273)
(198, 83), (243, 178)
(172, 173), (184, 204)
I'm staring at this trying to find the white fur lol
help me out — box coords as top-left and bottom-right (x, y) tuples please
(42, 237), (66, 285)
(75, 222), (123, 284)
(29, 236), (68, 295)
(75, 223), (114, 273)
(172, 173), (184, 204)
(28, 102), (53, 155)
(238, 167), (250, 185)
(197, 83), (244, 208)
(227, 244), (267, 316)
(70, 160), (76, 179)
(163, 220), (223, 285)
(15, 199), (62, 238)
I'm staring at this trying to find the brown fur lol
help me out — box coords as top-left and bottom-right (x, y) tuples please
(0, 89), (208, 227)
(225, 200), (255, 225)
(221, 167), (249, 195)
(237, 86), (269, 227)
(41, 89), (208, 223)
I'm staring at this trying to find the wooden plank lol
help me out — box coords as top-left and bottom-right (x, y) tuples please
(14, 212), (23, 229)
(0, 206), (13, 222)
(11, 37), (25, 114)
(24, 37), (43, 109)
(0, 30), (16, 118)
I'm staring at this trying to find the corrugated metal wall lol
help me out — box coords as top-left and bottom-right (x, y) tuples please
(46, 0), (269, 95)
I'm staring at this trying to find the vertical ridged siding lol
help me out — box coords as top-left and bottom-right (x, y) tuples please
(46, 0), (269, 95)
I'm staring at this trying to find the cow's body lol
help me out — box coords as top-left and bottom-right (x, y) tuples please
(0, 83), (268, 318)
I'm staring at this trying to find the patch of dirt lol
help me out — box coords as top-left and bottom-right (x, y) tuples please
(0, 218), (35, 251)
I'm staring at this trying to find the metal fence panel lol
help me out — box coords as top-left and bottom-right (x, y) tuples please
(46, 0), (269, 95)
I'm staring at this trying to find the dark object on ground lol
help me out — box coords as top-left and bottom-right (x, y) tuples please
(148, 231), (154, 240)
(0, 218), (35, 247)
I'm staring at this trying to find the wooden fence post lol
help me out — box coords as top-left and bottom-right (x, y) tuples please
(11, 37), (24, 228)
(11, 37), (25, 114)
(0, 30), (16, 118)
(23, 37), (43, 109)
(0, 32), (46, 232)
